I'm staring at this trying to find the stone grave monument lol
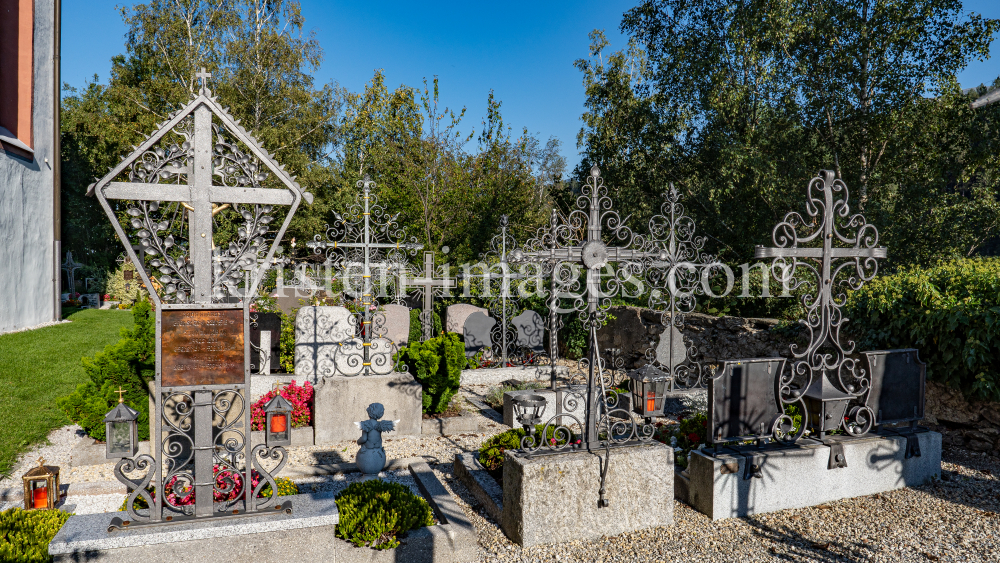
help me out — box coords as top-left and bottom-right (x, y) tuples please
(446, 303), (487, 335)
(511, 309), (545, 355)
(463, 311), (496, 359)
(675, 171), (941, 520)
(50, 70), (345, 560)
(382, 303), (411, 347)
(499, 167), (674, 547)
(303, 176), (423, 443)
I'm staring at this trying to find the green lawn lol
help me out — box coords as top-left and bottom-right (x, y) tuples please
(0, 309), (133, 477)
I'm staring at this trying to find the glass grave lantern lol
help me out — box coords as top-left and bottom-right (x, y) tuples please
(511, 394), (547, 436)
(264, 392), (293, 447)
(802, 372), (856, 438)
(22, 458), (60, 510)
(627, 365), (669, 420)
(104, 388), (139, 459)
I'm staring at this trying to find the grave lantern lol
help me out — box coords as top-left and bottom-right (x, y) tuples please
(627, 365), (669, 420)
(21, 458), (60, 510)
(511, 394), (546, 436)
(104, 387), (139, 459)
(264, 392), (293, 447)
(802, 373), (856, 438)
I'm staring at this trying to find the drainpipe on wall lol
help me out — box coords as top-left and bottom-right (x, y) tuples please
(52, 0), (61, 321)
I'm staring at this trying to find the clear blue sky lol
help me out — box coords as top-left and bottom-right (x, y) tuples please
(61, 1), (1000, 170)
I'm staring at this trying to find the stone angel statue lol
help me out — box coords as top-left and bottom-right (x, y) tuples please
(354, 403), (398, 474)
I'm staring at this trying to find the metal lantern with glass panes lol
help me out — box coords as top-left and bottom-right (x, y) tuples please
(22, 458), (60, 510)
(627, 365), (669, 420)
(802, 375), (856, 438)
(264, 392), (293, 447)
(103, 387), (139, 459)
(511, 394), (546, 436)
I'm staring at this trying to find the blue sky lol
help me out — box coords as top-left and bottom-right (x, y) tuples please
(62, 1), (1000, 170)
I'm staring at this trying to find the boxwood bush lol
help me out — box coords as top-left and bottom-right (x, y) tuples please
(846, 257), (1000, 401)
(334, 480), (434, 550)
(0, 508), (71, 563)
(399, 333), (465, 414)
(56, 299), (156, 441)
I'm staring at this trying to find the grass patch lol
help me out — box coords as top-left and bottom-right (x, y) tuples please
(0, 309), (133, 478)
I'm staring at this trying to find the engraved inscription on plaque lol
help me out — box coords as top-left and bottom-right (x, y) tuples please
(161, 309), (245, 387)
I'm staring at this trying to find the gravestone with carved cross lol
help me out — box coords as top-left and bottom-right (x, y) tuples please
(88, 70), (310, 528)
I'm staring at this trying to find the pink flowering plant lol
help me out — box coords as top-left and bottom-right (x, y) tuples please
(250, 380), (313, 431)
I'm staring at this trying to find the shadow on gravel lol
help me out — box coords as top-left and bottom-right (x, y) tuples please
(915, 446), (1000, 515)
(739, 518), (876, 562)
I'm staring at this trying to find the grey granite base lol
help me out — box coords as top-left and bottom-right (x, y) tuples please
(422, 412), (480, 436)
(313, 372), (423, 443)
(502, 442), (674, 547)
(70, 439), (151, 467)
(49, 460), (478, 563)
(461, 365), (552, 386)
(675, 430), (942, 520)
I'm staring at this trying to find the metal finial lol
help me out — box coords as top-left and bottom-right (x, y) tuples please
(590, 164), (601, 178)
(196, 67), (212, 94)
(116, 386), (126, 403)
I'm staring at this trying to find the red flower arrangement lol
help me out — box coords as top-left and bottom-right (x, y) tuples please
(687, 432), (701, 443)
(250, 380), (313, 431)
(163, 464), (271, 506)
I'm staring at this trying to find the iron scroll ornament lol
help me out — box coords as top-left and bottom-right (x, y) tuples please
(754, 170), (886, 440)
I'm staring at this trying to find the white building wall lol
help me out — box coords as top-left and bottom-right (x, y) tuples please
(0, 0), (57, 333)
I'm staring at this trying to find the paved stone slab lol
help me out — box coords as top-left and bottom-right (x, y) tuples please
(446, 303), (487, 334)
(502, 443), (674, 547)
(453, 453), (503, 523)
(675, 430), (942, 520)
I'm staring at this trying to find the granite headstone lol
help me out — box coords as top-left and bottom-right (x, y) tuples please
(655, 325), (687, 368)
(294, 306), (356, 382)
(380, 304), (410, 347)
(250, 312), (282, 374)
(512, 310), (546, 354)
(446, 303), (488, 334)
(464, 311), (497, 358)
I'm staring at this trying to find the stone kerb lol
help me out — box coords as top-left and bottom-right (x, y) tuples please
(501, 442), (674, 547)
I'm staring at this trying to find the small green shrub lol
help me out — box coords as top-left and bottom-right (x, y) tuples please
(478, 426), (579, 481)
(483, 381), (545, 410)
(846, 257), (1000, 401)
(0, 507), (71, 563)
(334, 480), (434, 550)
(399, 333), (465, 414)
(56, 299), (156, 441)
(407, 308), (442, 344)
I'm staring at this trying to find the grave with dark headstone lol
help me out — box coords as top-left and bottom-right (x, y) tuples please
(676, 171), (941, 520)
(250, 312), (281, 373)
(463, 311), (496, 359)
(512, 309), (545, 354)
(446, 303), (488, 334)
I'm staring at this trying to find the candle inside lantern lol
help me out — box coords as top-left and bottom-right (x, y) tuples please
(646, 391), (656, 413)
(32, 486), (48, 509)
(271, 413), (287, 433)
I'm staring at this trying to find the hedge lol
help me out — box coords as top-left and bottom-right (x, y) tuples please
(846, 257), (1000, 402)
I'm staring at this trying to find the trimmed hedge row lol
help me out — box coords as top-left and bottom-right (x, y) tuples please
(846, 257), (1000, 401)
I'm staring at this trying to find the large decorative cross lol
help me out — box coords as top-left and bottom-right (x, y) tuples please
(473, 215), (529, 366)
(754, 170), (886, 413)
(93, 71), (307, 304)
(307, 175), (422, 373)
(409, 252), (456, 341)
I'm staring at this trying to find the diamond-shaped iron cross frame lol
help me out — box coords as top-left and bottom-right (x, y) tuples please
(754, 170), (886, 439)
(88, 71), (309, 529)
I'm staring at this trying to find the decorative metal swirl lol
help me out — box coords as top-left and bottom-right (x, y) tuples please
(114, 454), (156, 522)
(755, 170), (886, 438)
(250, 445), (288, 510)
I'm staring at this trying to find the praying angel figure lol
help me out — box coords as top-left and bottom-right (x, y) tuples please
(354, 403), (398, 474)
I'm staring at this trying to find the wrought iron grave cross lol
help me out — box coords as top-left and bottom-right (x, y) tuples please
(410, 252), (456, 341)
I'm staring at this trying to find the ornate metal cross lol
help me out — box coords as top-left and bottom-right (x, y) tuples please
(409, 252), (456, 341)
(474, 215), (530, 366)
(754, 170), (886, 431)
(61, 251), (84, 294)
(307, 175), (422, 374)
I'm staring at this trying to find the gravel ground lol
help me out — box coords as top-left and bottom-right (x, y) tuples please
(6, 381), (1000, 561)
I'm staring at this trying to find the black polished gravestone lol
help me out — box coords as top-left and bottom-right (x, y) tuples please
(512, 309), (546, 355)
(862, 349), (926, 428)
(708, 358), (788, 444)
(464, 311), (497, 359)
(250, 312), (282, 373)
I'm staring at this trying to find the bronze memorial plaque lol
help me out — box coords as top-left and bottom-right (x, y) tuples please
(161, 309), (244, 387)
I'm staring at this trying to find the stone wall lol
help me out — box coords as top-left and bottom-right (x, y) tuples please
(595, 306), (807, 368)
(925, 381), (1000, 456)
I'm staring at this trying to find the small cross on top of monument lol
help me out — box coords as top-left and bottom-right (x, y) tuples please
(196, 68), (212, 95)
